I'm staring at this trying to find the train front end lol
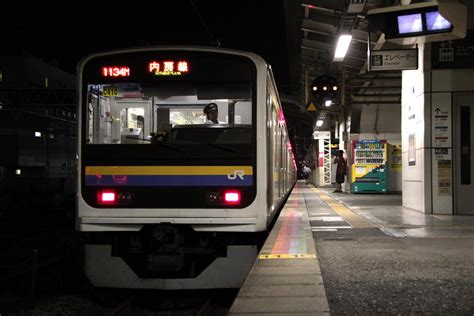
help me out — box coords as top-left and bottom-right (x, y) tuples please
(76, 47), (267, 289)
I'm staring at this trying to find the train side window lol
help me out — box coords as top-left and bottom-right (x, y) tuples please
(169, 108), (206, 125)
(233, 101), (252, 125)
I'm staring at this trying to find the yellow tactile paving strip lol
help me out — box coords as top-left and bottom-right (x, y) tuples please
(311, 188), (376, 229)
(259, 254), (316, 259)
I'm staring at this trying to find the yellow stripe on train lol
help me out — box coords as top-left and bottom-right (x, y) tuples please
(85, 166), (253, 176)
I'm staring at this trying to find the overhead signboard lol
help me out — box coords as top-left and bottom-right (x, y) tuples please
(369, 49), (418, 71)
(432, 30), (474, 69)
(367, 1), (467, 45)
(313, 131), (331, 140)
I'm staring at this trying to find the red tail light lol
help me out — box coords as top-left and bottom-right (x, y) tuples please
(98, 190), (116, 204)
(224, 190), (241, 205)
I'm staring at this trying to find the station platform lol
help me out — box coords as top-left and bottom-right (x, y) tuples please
(229, 182), (330, 315)
(230, 181), (474, 315)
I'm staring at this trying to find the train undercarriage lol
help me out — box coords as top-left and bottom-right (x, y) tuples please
(84, 224), (265, 289)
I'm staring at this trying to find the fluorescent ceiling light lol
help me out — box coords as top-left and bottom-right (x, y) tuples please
(334, 34), (352, 62)
(35, 131), (42, 137)
(316, 120), (324, 127)
(325, 100), (332, 107)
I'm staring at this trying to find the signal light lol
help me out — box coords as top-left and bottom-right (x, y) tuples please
(224, 190), (241, 204)
(98, 190), (116, 204)
(310, 75), (339, 101)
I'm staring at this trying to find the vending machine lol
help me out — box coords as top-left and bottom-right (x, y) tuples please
(351, 140), (388, 193)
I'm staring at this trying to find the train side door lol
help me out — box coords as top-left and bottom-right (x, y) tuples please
(280, 129), (284, 197)
(272, 108), (280, 203)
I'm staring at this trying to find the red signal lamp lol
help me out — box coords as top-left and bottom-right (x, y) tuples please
(98, 190), (116, 204)
(224, 190), (241, 205)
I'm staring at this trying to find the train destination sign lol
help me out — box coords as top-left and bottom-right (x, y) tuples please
(148, 60), (189, 76)
(102, 66), (130, 77)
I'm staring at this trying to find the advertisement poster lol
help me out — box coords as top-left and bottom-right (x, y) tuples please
(438, 160), (452, 195)
(390, 145), (402, 171)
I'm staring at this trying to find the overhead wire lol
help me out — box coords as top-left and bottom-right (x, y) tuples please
(189, 0), (220, 47)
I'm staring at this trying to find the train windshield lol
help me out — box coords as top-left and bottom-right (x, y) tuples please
(82, 51), (255, 155)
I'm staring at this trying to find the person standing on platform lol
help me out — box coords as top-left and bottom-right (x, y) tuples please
(302, 162), (312, 185)
(334, 150), (347, 192)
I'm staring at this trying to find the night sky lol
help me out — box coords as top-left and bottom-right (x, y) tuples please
(5, 1), (291, 93)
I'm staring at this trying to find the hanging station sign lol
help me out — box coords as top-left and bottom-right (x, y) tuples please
(432, 30), (474, 69)
(369, 49), (418, 71)
(312, 131), (331, 140)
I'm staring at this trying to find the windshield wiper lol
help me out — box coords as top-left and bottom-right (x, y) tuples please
(155, 142), (187, 153)
(124, 136), (187, 153)
(207, 143), (239, 153)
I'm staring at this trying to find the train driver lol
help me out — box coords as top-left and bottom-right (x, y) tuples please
(203, 103), (225, 124)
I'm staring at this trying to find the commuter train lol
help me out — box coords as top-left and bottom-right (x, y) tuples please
(76, 46), (296, 289)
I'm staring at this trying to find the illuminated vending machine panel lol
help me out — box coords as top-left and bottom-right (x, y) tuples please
(351, 140), (388, 193)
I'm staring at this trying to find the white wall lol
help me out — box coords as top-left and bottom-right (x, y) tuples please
(359, 104), (401, 134)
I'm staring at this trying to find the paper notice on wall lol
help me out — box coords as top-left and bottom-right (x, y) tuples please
(438, 160), (452, 196)
(390, 145), (402, 171)
(432, 105), (451, 148)
(435, 148), (449, 160)
(408, 114), (416, 166)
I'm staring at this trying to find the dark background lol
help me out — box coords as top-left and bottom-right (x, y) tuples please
(1, 5), (298, 309)
(4, 1), (293, 94)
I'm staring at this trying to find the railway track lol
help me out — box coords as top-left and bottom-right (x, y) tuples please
(86, 288), (238, 315)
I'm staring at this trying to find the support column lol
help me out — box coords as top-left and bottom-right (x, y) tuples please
(313, 131), (332, 187)
(401, 43), (432, 213)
